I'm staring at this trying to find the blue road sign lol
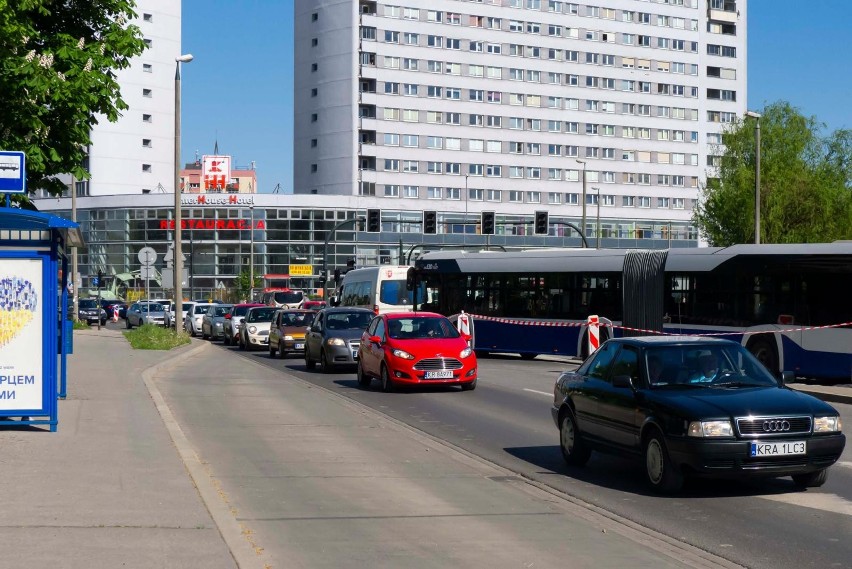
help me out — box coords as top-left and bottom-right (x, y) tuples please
(91, 277), (99, 286)
(0, 151), (26, 194)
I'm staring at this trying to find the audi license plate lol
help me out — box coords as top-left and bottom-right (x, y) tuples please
(425, 370), (454, 379)
(750, 440), (806, 457)
(295, 343), (304, 350)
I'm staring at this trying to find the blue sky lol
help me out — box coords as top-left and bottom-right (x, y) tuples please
(180, 0), (851, 194)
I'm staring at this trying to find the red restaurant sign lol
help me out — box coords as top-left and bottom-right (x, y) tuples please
(159, 219), (266, 230)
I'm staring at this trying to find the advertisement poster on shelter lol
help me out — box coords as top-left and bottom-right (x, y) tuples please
(0, 258), (43, 410)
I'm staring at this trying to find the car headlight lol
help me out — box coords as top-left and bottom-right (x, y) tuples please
(249, 326), (257, 334)
(327, 337), (346, 346)
(392, 348), (414, 360)
(459, 347), (472, 358)
(284, 335), (294, 341)
(688, 420), (733, 437)
(814, 416), (841, 433)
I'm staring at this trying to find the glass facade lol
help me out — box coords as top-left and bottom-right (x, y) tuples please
(40, 195), (697, 300)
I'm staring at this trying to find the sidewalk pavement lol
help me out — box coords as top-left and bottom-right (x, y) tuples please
(0, 327), (848, 568)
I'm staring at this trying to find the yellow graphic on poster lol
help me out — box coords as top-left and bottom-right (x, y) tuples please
(0, 259), (43, 410)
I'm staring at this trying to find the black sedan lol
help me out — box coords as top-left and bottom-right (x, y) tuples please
(552, 336), (845, 493)
(304, 307), (374, 372)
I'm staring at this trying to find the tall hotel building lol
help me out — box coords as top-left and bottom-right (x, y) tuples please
(294, 0), (746, 238)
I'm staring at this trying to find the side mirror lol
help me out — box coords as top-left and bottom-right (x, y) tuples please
(224, 314), (231, 320)
(612, 375), (634, 389)
(780, 371), (796, 386)
(369, 335), (382, 345)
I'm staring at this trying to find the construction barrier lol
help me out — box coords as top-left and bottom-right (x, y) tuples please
(587, 314), (600, 355)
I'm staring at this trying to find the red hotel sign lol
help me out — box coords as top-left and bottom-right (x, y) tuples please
(159, 219), (266, 230)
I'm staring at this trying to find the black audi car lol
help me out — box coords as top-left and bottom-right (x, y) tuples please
(552, 336), (845, 493)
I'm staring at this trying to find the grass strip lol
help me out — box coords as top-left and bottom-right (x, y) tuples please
(124, 324), (191, 350)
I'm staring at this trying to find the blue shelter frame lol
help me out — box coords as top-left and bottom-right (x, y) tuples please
(0, 207), (83, 431)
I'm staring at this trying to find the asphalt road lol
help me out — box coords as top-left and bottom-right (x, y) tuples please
(220, 344), (852, 569)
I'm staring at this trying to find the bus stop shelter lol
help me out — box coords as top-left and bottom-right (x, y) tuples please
(0, 207), (83, 431)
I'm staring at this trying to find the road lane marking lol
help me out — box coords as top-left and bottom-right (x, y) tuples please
(524, 388), (553, 397)
(836, 461), (852, 469)
(758, 492), (852, 517)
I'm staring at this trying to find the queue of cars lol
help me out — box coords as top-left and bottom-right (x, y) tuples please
(102, 289), (847, 494)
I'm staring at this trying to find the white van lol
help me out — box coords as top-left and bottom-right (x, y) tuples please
(260, 289), (305, 309)
(334, 265), (420, 314)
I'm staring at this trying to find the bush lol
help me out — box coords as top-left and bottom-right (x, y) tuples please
(72, 320), (90, 330)
(123, 324), (191, 350)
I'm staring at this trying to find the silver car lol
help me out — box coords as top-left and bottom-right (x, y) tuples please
(184, 303), (212, 336)
(126, 302), (167, 328)
(201, 304), (234, 340)
(304, 308), (374, 372)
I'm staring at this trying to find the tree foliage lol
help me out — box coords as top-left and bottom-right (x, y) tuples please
(233, 270), (262, 303)
(694, 102), (852, 246)
(0, 0), (145, 197)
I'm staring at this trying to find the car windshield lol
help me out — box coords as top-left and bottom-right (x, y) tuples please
(386, 316), (460, 340)
(326, 312), (373, 331)
(281, 311), (316, 327)
(141, 303), (163, 312)
(213, 306), (232, 317)
(378, 280), (426, 307)
(247, 307), (277, 322)
(78, 299), (98, 309)
(644, 344), (778, 388)
(194, 305), (209, 314)
(273, 291), (304, 304)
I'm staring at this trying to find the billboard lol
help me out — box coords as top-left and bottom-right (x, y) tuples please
(0, 258), (43, 410)
(202, 155), (231, 191)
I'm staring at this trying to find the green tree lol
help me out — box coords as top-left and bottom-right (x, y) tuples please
(0, 0), (146, 197)
(694, 102), (852, 246)
(233, 270), (262, 303)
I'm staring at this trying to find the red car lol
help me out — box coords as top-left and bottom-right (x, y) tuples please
(356, 312), (477, 392)
(303, 300), (327, 311)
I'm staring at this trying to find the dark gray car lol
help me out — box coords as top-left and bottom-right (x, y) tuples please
(201, 304), (233, 340)
(304, 308), (375, 372)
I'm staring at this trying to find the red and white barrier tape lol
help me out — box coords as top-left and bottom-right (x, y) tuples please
(466, 313), (852, 337)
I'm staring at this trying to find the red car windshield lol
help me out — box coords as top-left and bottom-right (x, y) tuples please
(386, 317), (460, 340)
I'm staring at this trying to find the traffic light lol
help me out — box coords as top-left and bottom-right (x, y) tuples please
(534, 211), (549, 235)
(481, 211), (495, 235)
(97, 269), (104, 288)
(318, 270), (327, 285)
(423, 210), (437, 234)
(333, 268), (341, 283)
(367, 209), (381, 233)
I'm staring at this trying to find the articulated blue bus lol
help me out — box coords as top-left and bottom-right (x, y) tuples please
(414, 244), (852, 381)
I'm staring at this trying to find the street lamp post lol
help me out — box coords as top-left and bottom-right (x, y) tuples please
(576, 159), (587, 240)
(173, 54), (193, 331)
(592, 186), (601, 249)
(746, 110), (762, 244)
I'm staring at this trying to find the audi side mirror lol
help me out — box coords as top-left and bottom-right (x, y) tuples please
(612, 375), (634, 389)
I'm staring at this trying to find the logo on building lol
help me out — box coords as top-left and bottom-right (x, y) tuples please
(202, 155), (231, 191)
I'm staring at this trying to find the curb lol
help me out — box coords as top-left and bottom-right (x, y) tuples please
(139, 340), (267, 569)
(790, 385), (852, 406)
